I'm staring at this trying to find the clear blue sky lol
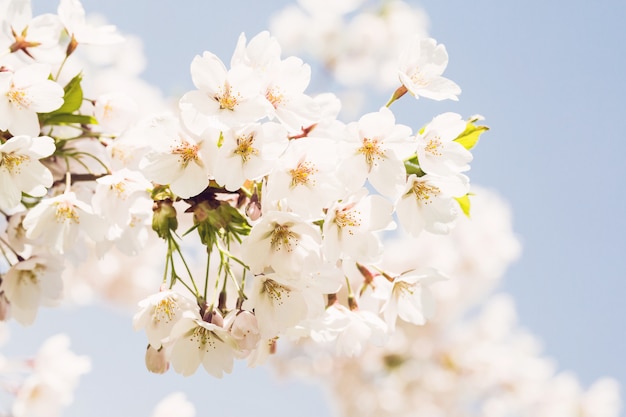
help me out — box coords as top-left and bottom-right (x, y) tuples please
(8, 1), (626, 416)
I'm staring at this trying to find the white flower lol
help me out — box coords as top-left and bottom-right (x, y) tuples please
(398, 37), (461, 101)
(13, 334), (90, 417)
(212, 122), (289, 191)
(416, 112), (472, 176)
(133, 289), (199, 349)
(22, 191), (105, 255)
(0, 64), (64, 136)
(224, 309), (261, 352)
(232, 31), (319, 131)
(57, 0), (123, 46)
(265, 137), (345, 219)
(396, 173), (469, 236)
(322, 188), (394, 263)
(0, 135), (55, 211)
(139, 115), (217, 199)
(246, 273), (310, 339)
(168, 312), (238, 377)
(339, 107), (413, 199)
(242, 211), (322, 279)
(0, 253), (63, 325)
(322, 303), (388, 356)
(0, 0), (65, 63)
(380, 268), (447, 331)
(92, 92), (138, 134)
(92, 168), (152, 243)
(179, 51), (271, 132)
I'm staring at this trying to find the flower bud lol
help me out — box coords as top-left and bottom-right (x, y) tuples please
(145, 344), (169, 374)
(229, 310), (260, 351)
(152, 199), (178, 239)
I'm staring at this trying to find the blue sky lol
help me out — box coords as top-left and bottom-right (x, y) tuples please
(9, 0), (626, 415)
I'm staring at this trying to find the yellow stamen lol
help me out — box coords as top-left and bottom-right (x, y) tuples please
(289, 161), (317, 188)
(411, 180), (440, 204)
(270, 224), (298, 252)
(357, 138), (385, 169)
(0, 152), (29, 174)
(216, 83), (240, 111)
(233, 133), (258, 163)
(54, 201), (80, 224)
(172, 140), (200, 167)
(7, 85), (31, 109)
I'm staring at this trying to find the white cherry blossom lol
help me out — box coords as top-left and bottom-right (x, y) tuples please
(0, 253), (63, 325)
(22, 191), (105, 255)
(133, 289), (199, 349)
(168, 311), (238, 377)
(416, 112), (473, 176)
(179, 51), (271, 133)
(57, 0), (123, 47)
(398, 37), (461, 101)
(0, 64), (64, 136)
(246, 273), (312, 339)
(339, 106), (413, 199)
(242, 210), (322, 279)
(380, 268), (447, 331)
(265, 137), (345, 219)
(396, 173), (469, 236)
(139, 114), (218, 199)
(322, 188), (394, 263)
(0, 134), (55, 211)
(212, 122), (289, 191)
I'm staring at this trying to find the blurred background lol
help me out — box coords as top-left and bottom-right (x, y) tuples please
(6, 0), (626, 415)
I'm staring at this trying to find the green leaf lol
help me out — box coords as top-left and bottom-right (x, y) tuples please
(454, 117), (489, 150)
(403, 155), (425, 177)
(454, 194), (472, 218)
(43, 113), (97, 126)
(56, 73), (84, 114)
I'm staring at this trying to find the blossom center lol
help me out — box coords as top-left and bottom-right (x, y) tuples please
(394, 280), (415, 296)
(18, 269), (40, 285)
(190, 326), (218, 352)
(153, 297), (178, 324)
(334, 206), (361, 234)
(270, 224), (298, 252)
(265, 87), (283, 109)
(54, 201), (80, 223)
(7, 85), (32, 109)
(172, 140), (200, 167)
(411, 181), (440, 204)
(234, 133), (258, 163)
(0, 152), (29, 174)
(110, 182), (127, 199)
(357, 138), (385, 168)
(262, 279), (289, 305)
(410, 70), (429, 87)
(289, 161), (317, 188)
(424, 136), (443, 156)
(216, 83), (240, 111)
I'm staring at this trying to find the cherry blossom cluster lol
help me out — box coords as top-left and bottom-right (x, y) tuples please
(0, 0), (488, 380)
(0, 325), (90, 417)
(273, 189), (622, 417)
(129, 31), (484, 374)
(270, 0), (430, 90)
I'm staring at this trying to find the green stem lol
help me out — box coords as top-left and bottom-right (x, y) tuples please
(203, 248), (211, 301)
(170, 238), (199, 296)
